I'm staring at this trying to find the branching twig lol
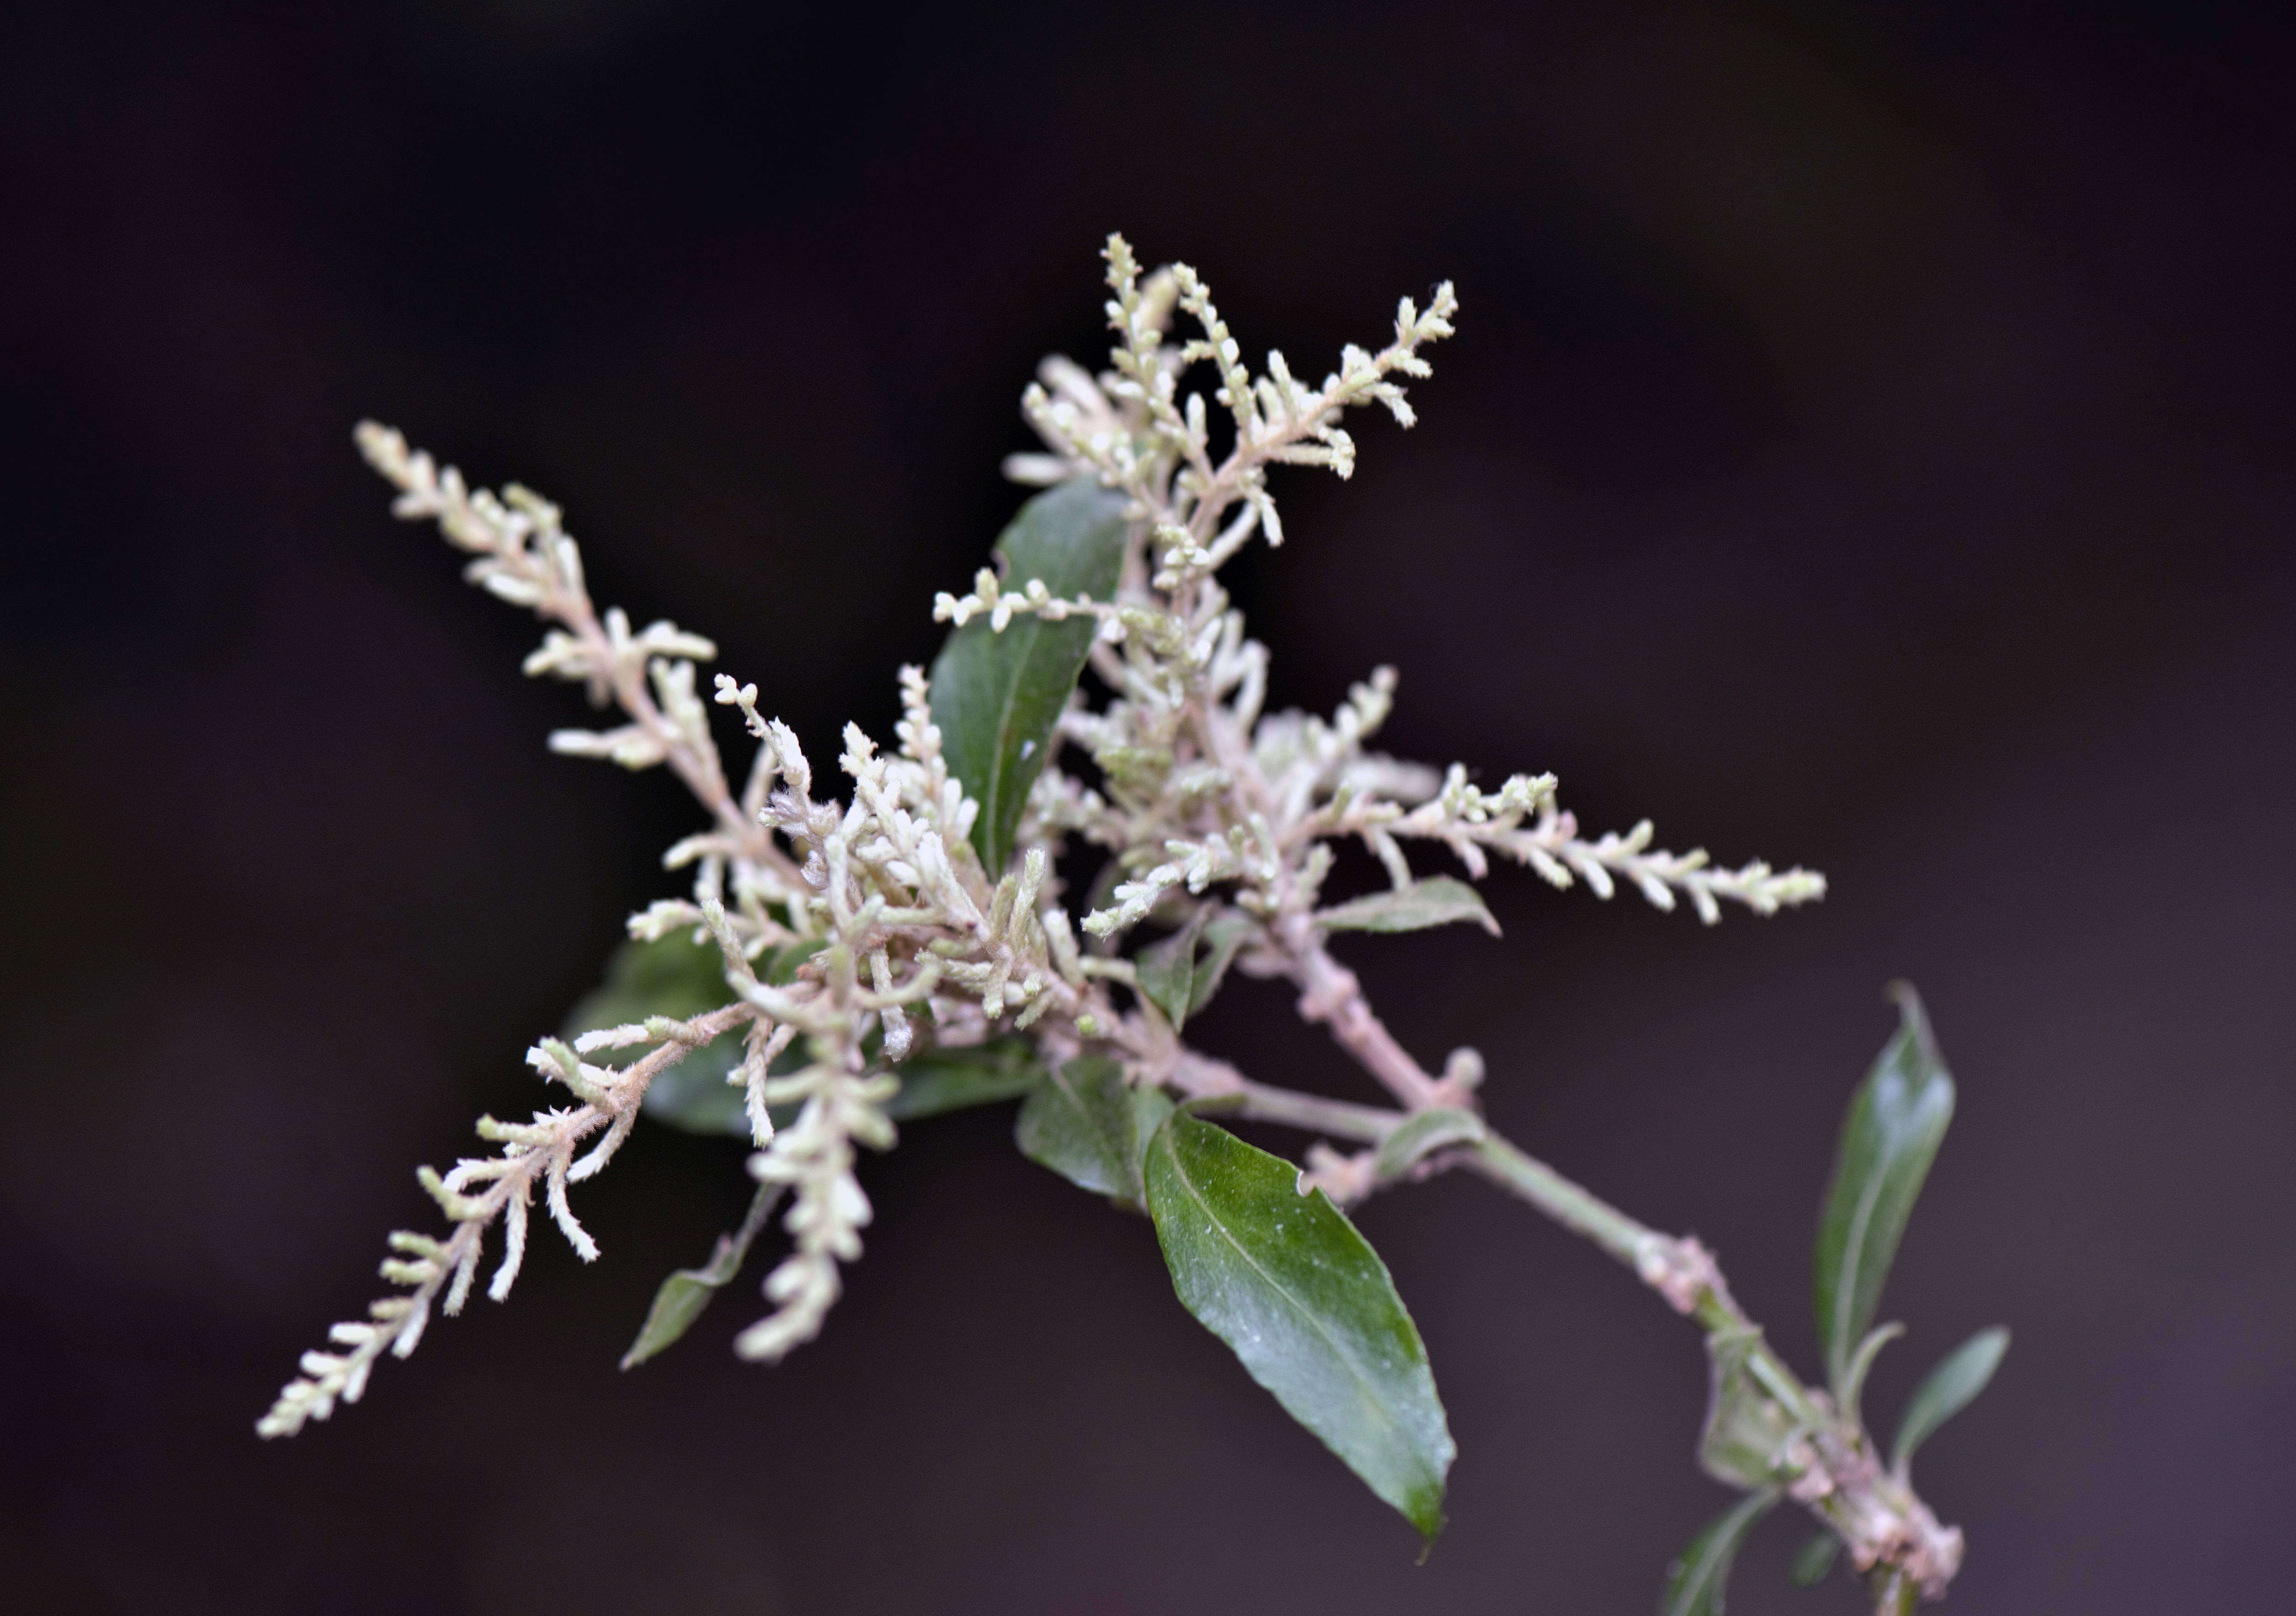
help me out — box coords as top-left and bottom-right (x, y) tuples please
(276, 235), (1961, 1612)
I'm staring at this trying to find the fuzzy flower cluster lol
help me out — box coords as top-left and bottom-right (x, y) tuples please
(259, 429), (1125, 1437)
(262, 236), (1820, 1438)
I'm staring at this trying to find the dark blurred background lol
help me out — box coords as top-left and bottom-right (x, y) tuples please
(3, 1), (2292, 1611)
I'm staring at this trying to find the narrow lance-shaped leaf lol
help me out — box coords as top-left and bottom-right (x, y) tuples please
(1014, 1055), (1173, 1206)
(1892, 1326), (2010, 1478)
(621, 1182), (785, 1369)
(1144, 1111), (1456, 1545)
(1662, 1488), (1780, 1616)
(1814, 984), (1955, 1391)
(1190, 916), (1254, 1012)
(1315, 876), (1500, 936)
(928, 479), (1130, 873)
(1134, 910), (1254, 1033)
(1134, 910), (1209, 1030)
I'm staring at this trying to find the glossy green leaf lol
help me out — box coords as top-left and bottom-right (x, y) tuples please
(886, 1039), (1045, 1121)
(1814, 985), (1955, 1391)
(1315, 877), (1499, 937)
(1134, 910), (1254, 1033)
(928, 479), (1130, 874)
(1662, 1488), (1780, 1616)
(620, 1182), (785, 1369)
(564, 932), (746, 1136)
(1015, 1055), (1171, 1205)
(1373, 1107), (1485, 1180)
(1892, 1326), (2010, 1477)
(1788, 1531), (1840, 1588)
(1144, 1111), (1455, 1544)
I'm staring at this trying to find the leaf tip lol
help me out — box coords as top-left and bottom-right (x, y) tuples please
(1884, 979), (1941, 1067)
(1406, 1479), (1449, 1556)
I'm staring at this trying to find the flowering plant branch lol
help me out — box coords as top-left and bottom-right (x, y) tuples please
(263, 236), (2005, 1613)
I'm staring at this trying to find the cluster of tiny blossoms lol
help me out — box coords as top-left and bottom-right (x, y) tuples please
(261, 235), (1820, 1437)
(258, 429), (1126, 1437)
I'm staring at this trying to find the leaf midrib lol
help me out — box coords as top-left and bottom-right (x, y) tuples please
(978, 606), (1056, 860)
(1829, 1148), (1888, 1379)
(1160, 1132), (1421, 1468)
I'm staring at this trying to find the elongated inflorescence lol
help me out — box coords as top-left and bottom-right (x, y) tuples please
(266, 236), (1820, 1439)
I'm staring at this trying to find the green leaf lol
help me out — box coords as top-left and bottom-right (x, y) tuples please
(1315, 876), (1500, 937)
(928, 479), (1131, 874)
(1015, 1055), (1172, 1205)
(1837, 1320), (1905, 1434)
(1788, 1531), (1840, 1588)
(1133, 910), (1254, 1033)
(1144, 1111), (1455, 1545)
(1891, 1326), (2010, 1477)
(1373, 1107), (1485, 1180)
(1814, 984), (1955, 1391)
(1662, 1488), (1780, 1616)
(564, 932), (747, 1136)
(1699, 1326), (1799, 1489)
(766, 936), (827, 984)
(1134, 909), (1208, 1029)
(1192, 916), (1254, 1008)
(885, 1039), (1046, 1121)
(620, 1182), (784, 1369)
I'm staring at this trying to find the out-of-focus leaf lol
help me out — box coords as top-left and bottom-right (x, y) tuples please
(1892, 1326), (2010, 1477)
(1015, 1055), (1171, 1205)
(1662, 1488), (1780, 1616)
(1315, 877), (1499, 937)
(639, 1062), (753, 1137)
(1144, 1111), (1455, 1545)
(1699, 1326), (1797, 1489)
(564, 932), (746, 1135)
(1134, 910), (1254, 1032)
(1192, 916), (1253, 1007)
(1135, 910), (1208, 1029)
(928, 479), (1130, 874)
(1837, 1320), (1905, 1432)
(620, 1182), (785, 1369)
(566, 935), (840, 1137)
(886, 1039), (1045, 1121)
(1373, 1108), (1485, 1180)
(1814, 985), (1955, 1391)
(766, 937), (827, 984)
(1788, 1531), (1840, 1587)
